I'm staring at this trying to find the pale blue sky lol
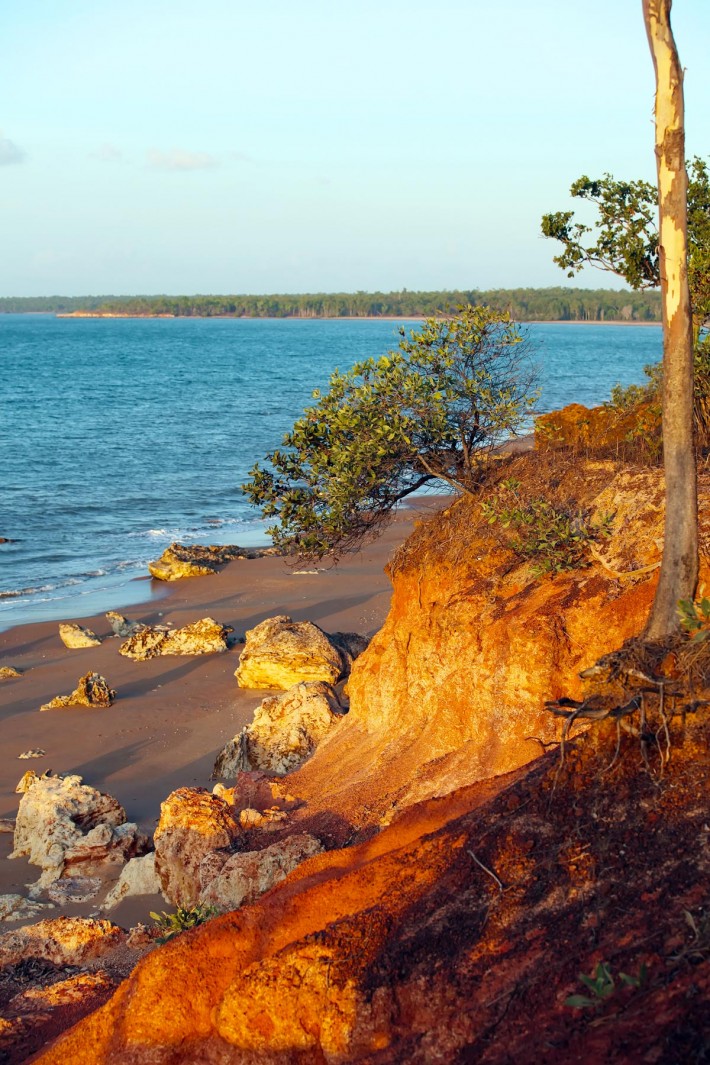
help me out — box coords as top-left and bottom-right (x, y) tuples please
(1, 0), (708, 296)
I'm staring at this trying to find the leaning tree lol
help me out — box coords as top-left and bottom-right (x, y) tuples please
(244, 306), (538, 560)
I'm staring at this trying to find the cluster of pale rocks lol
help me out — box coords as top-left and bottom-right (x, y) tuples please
(0, 606), (368, 982)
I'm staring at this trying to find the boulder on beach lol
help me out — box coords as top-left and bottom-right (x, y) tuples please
(58, 623), (102, 649)
(0, 894), (54, 923)
(46, 876), (102, 905)
(200, 833), (323, 911)
(213, 681), (345, 778)
(101, 853), (161, 911)
(0, 666), (22, 680)
(10, 773), (149, 890)
(0, 917), (125, 967)
(148, 541), (279, 581)
(119, 617), (231, 660)
(153, 787), (242, 907)
(40, 672), (116, 711)
(105, 611), (157, 638)
(235, 614), (367, 690)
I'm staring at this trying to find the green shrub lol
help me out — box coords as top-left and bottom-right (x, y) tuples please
(149, 904), (218, 944)
(482, 483), (612, 576)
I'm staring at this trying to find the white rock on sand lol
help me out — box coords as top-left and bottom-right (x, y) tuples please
(101, 853), (161, 911)
(119, 617), (231, 660)
(213, 681), (345, 777)
(0, 894), (54, 923)
(58, 623), (102, 649)
(10, 773), (149, 892)
(235, 614), (366, 690)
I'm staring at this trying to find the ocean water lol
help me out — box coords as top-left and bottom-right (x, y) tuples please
(0, 315), (662, 631)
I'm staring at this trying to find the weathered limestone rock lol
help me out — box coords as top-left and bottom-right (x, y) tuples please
(58, 623), (102, 649)
(235, 615), (366, 689)
(0, 917), (124, 967)
(47, 877), (101, 905)
(200, 833), (323, 910)
(213, 682), (345, 778)
(0, 894), (54, 923)
(106, 611), (151, 637)
(10, 774), (148, 889)
(119, 617), (230, 660)
(101, 853), (161, 911)
(0, 666), (22, 680)
(40, 672), (116, 711)
(153, 788), (241, 907)
(16, 770), (52, 793)
(148, 542), (277, 581)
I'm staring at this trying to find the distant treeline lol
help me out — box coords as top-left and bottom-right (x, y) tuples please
(0, 288), (662, 322)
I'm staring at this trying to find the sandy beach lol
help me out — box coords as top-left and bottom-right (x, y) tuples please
(0, 504), (442, 928)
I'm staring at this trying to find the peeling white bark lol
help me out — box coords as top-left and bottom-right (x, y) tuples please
(643, 0), (698, 637)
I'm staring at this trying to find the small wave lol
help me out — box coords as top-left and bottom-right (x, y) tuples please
(0, 583), (57, 600)
(0, 576), (86, 600)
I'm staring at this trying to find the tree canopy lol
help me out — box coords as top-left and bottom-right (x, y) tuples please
(0, 288), (662, 324)
(243, 306), (538, 559)
(541, 157), (709, 336)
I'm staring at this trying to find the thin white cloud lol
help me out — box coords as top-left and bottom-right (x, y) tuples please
(146, 148), (218, 172)
(0, 134), (26, 165)
(90, 142), (123, 162)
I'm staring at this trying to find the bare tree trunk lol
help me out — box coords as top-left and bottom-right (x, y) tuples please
(643, 0), (698, 638)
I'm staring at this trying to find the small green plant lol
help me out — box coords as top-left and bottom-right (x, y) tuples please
(565, 961), (648, 1009)
(149, 904), (218, 944)
(678, 596), (710, 641)
(482, 484), (613, 576)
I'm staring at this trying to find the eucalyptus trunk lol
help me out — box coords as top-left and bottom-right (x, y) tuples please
(643, 0), (698, 638)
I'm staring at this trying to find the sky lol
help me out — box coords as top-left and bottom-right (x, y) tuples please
(1, 0), (708, 296)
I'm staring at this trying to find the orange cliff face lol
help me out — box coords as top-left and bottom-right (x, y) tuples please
(28, 447), (710, 1063)
(286, 452), (710, 831)
(33, 710), (710, 1064)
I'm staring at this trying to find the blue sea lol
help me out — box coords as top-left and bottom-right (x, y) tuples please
(0, 315), (662, 631)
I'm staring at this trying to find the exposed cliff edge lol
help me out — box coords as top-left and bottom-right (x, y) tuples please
(286, 452), (710, 835)
(25, 444), (710, 1063)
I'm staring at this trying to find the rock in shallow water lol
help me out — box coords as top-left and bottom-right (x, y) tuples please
(148, 541), (278, 581)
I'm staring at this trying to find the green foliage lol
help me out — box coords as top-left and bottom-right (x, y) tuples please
(565, 961), (648, 1009)
(481, 482), (612, 576)
(1, 287), (661, 322)
(149, 904), (218, 944)
(541, 158), (710, 332)
(244, 307), (539, 559)
(677, 595), (710, 641)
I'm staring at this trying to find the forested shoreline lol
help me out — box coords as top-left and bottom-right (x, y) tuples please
(0, 287), (661, 322)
